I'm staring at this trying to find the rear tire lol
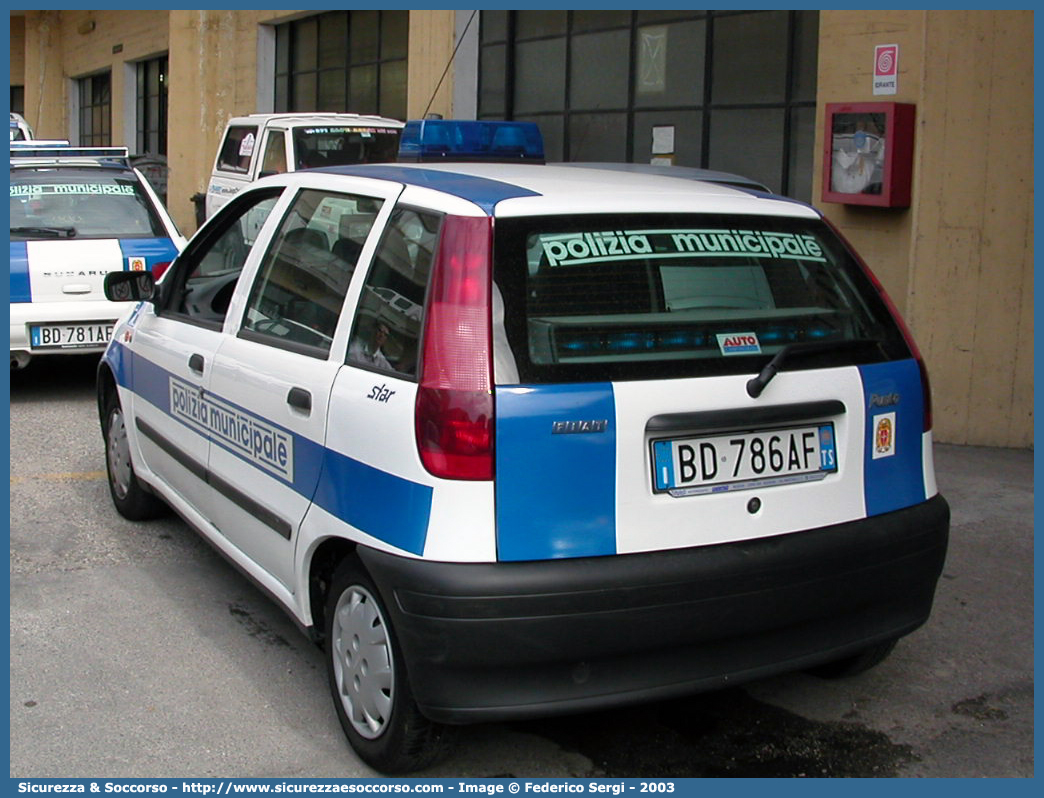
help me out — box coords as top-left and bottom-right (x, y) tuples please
(807, 639), (898, 679)
(325, 557), (454, 774)
(103, 392), (167, 521)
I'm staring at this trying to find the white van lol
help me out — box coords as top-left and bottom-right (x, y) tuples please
(204, 113), (404, 219)
(100, 120), (949, 774)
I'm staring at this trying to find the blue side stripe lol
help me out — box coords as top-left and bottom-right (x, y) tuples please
(314, 164), (541, 214)
(495, 384), (617, 561)
(312, 454), (433, 556)
(9, 242), (31, 303)
(859, 359), (926, 516)
(111, 343), (432, 554)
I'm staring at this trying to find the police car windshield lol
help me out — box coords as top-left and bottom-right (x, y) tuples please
(292, 126), (401, 169)
(493, 213), (910, 383)
(10, 169), (167, 240)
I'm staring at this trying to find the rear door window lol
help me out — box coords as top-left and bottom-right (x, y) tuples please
(239, 189), (384, 356)
(493, 213), (910, 384)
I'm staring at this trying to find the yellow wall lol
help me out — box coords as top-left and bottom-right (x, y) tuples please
(815, 10), (1033, 447)
(10, 15), (25, 90)
(166, 10), (290, 232)
(21, 10), (171, 140)
(406, 10), (456, 119)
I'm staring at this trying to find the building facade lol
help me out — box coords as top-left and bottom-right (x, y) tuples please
(8, 9), (1033, 448)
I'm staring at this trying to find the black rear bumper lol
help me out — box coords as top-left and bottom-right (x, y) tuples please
(359, 494), (949, 724)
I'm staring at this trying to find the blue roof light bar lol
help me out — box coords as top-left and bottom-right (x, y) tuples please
(397, 119), (545, 164)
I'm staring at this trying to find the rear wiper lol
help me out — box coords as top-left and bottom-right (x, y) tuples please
(746, 338), (883, 398)
(10, 225), (77, 238)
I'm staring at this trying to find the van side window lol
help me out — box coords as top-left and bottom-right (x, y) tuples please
(240, 189), (383, 356)
(259, 131), (287, 177)
(162, 191), (281, 324)
(217, 125), (258, 173)
(347, 207), (440, 377)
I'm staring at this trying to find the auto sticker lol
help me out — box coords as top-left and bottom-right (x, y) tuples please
(716, 332), (762, 356)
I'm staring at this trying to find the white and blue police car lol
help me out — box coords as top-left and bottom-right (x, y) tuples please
(97, 120), (949, 773)
(10, 142), (185, 369)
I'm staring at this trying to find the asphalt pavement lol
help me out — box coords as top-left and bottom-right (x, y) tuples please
(7, 356), (1034, 778)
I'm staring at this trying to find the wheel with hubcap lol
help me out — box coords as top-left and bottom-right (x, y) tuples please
(103, 392), (167, 521)
(325, 557), (453, 774)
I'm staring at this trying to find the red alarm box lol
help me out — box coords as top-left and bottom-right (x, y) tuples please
(822, 102), (915, 207)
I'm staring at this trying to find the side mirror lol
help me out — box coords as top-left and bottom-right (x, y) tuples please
(104, 270), (156, 303)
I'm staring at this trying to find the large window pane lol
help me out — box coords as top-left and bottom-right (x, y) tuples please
(318, 13), (347, 69)
(572, 11), (630, 32)
(318, 70), (346, 111)
(708, 108), (785, 193)
(568, 112), (627, 162)
(792, 10), (819, 103)
(381, 11), (408, 60)
(380, 60), (407, 120)
(635, 20), (705, 108)
(350, 65), (378, 113)
(633, 110), (702, 166)
(482, 10), (508, 43)
(788, 106), (816, 202)
(516, 11), (566, 40)
(351, 11), (379, 63)
(515, 39), (566, 114)
(712, 12), (788, 104)
(294, 17), (317, 72)
(479, 43), (507, 117)
(293, 73), (317, 111)
(570, 31), (630, 111)
(637, 10), (704, 24)
(517, 115), (564, 162)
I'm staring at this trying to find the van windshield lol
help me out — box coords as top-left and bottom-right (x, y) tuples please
(492, 213), (910, 384)
(293, 126), (401, 169)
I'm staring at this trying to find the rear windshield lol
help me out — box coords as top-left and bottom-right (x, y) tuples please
(492, 213), (911, 384)
(10, 168), (168, 241)
(293, 126), (402, 169)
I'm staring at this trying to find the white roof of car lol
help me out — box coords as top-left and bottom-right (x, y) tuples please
(305, 161), (821, 220)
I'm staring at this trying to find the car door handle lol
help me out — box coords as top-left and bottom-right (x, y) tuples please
(188, 353), (205, 374)
(287, 387), (311, 413)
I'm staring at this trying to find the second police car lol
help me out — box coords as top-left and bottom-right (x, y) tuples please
(98, 120), (950, 773)
(10, 142), (185, 369)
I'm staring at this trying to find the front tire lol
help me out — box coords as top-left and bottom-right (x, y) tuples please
(103, 393), (167, 521)
(325, 557), (454, 774)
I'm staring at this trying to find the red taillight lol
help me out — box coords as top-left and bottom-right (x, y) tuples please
(151, 261), (171, 280)
(824, 217), (933, 431)
(415, 215), (495, 480)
